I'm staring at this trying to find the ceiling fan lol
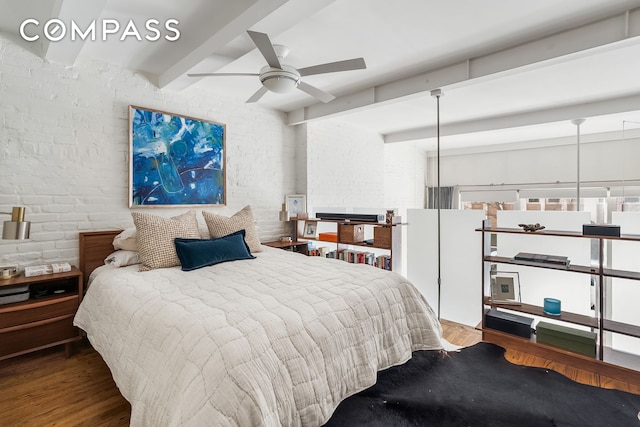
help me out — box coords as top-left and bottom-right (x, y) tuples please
(188, 30), (366, 104)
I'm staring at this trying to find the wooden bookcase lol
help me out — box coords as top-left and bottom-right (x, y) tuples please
(0, 267), (83, 360)
(293, 218), (401, 271)
(477, 222), (640, 383)
(262, 240), (309, 255)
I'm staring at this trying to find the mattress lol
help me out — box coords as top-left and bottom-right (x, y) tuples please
(74, 246), (443, 426)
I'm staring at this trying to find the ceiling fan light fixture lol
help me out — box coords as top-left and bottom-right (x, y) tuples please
(260, 65), (300, 93)
(262, 74), (299, 93)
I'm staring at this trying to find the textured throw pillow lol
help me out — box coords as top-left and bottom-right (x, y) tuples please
(112, 227), (138, 251)
(132, 210), (201, 271)
(174, 230), (255, 271)
(202, 205), (262, 253)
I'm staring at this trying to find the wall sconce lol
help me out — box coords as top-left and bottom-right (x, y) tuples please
(2, 206), (31, 240)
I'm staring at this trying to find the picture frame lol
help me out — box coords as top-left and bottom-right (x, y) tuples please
(129, 105), (226, 207)
(490, 271), (521, 305)
(302, 220), (318, 239)
(285, 194), (306, 219)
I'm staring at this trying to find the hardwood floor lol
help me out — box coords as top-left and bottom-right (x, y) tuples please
(0, 343), (130, 427)
(1, 319), (638, 426)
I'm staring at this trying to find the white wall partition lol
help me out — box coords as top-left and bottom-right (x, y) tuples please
(496, 211), (593, 321)
(407, 209), (485, 327)
(611, 212), (640, 354)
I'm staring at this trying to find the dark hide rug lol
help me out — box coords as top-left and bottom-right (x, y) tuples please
(324, 342), (640, 427)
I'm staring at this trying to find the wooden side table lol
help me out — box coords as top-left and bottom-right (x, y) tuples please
(262, 240), (309, 255)
(0, 267), (83, 360)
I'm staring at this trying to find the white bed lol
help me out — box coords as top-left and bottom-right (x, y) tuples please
(75, 234), (443, 426)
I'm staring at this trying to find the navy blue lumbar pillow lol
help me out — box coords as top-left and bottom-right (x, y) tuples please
(174, 230), (255, 271)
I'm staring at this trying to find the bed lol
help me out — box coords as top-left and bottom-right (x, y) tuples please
(74, 226), (444, 426)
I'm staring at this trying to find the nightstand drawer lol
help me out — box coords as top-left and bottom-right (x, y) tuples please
(0, 315), (78, 358)
(0, 295), (78, 329)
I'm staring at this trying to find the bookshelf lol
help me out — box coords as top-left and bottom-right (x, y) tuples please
(477, 221), (640, 383)
(293, 218), (401, 271)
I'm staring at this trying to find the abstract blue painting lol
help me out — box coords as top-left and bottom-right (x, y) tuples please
(129, 106), (225, 207)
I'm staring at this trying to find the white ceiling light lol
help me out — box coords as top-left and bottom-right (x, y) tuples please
(260, 65), (300, 93)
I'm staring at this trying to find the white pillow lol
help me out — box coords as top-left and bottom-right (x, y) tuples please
(113, 227), (138, 251)
(104, 250), (140, 267)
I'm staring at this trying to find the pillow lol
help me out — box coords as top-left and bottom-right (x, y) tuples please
(202, 205), (262, 253)
(112, 227), (138, 251)
(174, 230), (255, 271)
(132, 210), (201, 271)
(104, 250), (140, 267)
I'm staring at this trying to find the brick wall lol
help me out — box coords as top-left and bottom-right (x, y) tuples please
(0, 35), (296, 267)
(305, 120), (385, 209)
(384, 141), (426, 215)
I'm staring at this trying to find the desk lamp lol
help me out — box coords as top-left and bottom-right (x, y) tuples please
(1, 206), (31, 279)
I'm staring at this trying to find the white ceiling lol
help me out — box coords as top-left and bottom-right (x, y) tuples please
(1, 0), (640, 153)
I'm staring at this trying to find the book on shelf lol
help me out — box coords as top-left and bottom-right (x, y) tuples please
(513, 252), (570, 267)
(375, 254), (391, 270)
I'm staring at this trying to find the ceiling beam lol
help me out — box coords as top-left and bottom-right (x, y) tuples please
(158, 0), (289, 90)
(384, 92), (640, 143)
(43, 0), (108, 65)
(287, 6), (640, 126)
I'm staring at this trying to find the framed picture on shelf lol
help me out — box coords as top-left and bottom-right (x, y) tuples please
(490, 271), (521, 305)
(285, 194), (306, 219)
(302, 220), (318, 239)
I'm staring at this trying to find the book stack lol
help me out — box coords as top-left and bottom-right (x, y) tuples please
(308, 246), (330, 257)
(320, 249), (391, 270)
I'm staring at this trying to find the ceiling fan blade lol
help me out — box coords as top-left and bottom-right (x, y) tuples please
(246, 86), (269, 103)
(187, 73), (259, 77)
(247, 30), (282, 69)
(297, 58), (366, 77)
(297, 81), (335, 103)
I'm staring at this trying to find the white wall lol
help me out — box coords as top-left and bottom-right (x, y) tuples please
(430, 137), (640, 188)
(384, 141), (426, 215)
(305, 119), (384, 209)
(407, 209), (486, 326)
(0, 34), (296, 268)
(611, 211), (640, 354)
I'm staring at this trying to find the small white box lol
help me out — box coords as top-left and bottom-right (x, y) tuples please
(51, 262), (71, 273)
(25, 265), (52, 277)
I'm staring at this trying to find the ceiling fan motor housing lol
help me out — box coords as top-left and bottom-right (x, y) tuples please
(259, 65), (300, 93)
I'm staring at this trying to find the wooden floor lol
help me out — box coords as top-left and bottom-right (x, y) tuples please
(1, 319), (639, 426)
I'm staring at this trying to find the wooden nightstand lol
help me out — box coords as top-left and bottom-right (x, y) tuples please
(262, 240), (309, 255)
(0, 267), (83, 361)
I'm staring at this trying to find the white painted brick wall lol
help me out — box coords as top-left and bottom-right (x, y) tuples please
(384, 141), (426, 216)
(0, 35), (296, 268)
(305, 119), (385, 210)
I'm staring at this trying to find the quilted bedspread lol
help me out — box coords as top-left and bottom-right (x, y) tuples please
(74, 246), (443, 426)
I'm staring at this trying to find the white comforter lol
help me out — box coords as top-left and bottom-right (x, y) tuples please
(74, 246), (443, 426)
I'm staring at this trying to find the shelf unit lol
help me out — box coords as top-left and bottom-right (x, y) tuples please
(0, 267), (84, 361)
(293, 218), (400, 271)
(262, 240), (309, 255)
(477, 222), (640, 382)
